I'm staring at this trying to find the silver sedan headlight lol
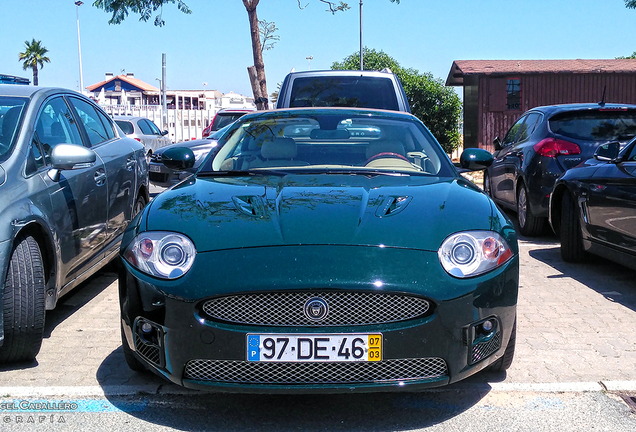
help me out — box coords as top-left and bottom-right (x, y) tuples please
(438, 231), (513, 278)
(124, 232), (196, 279)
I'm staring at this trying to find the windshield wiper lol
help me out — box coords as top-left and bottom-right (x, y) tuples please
(197, 169), (292, 177)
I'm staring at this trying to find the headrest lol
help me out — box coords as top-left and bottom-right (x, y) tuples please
(2, 106), (22, 140)
(365, 140), (406, 159)
(261, 138), (297, 160)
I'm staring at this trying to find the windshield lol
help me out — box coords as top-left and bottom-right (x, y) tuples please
(203, 111), (454, 177)
(0, 96), (28, 160)
(549, 109), (636, 141)
(212, 113), (247, 131)
(115, 120), (134, 135)
(210, 122), (233, 140)
(289, 76), (399, 110)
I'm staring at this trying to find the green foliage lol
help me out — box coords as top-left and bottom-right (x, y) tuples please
(332, 48), (462, 154)
(626, 0), (636, 8)
(18, 39), (50, 70)
(617, 52), (636, 59)
(92, 0), (191, 26)
(18, 39), (50, 86)
(259, 19), (279, 53)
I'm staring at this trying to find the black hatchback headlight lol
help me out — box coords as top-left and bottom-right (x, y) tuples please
(124, 231), (196, 279)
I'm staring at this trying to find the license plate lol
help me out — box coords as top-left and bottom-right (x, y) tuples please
(247, 334), (382, 362)
(149, 164), (162, 173)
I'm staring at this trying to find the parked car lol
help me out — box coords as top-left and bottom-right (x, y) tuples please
(0, 84), (149, 363)
(149, 123), (233, 188)
(119, 107), (519, 392)
(114, 115), (171, 155)
(201, 109), (252, 138)
(484, 103), (636, 236)
(549, 140), (636, 270)
(275, 69), (411, 112)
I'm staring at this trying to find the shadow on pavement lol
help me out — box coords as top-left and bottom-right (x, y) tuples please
(42, 261), (119, 339)
(528, 245), (636, 314)
(95, 348), (503, 431)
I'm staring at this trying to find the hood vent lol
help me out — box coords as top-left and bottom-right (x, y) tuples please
(375, 196), (412, 217)
(232, 196), (266, 218)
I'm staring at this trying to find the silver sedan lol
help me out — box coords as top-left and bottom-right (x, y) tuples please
(0, 84), (149, 363)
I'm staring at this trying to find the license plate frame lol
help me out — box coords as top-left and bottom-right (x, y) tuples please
(246, 333), (382, 362)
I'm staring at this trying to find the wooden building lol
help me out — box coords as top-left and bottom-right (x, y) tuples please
(446, 59), (636, 152)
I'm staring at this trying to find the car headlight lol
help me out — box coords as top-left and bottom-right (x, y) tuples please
(438, 231), (513, 278)
(124, 232), (196, 279)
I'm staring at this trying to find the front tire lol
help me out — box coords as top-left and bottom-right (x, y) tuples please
(133, 194), (147, 218)
(487, 318), (516, 372)
(121, 326), (146, 372)
(483, 172), (492, 197)
(0, 234), (46, 363)
(560, 192), (586, 262)
(517, 184), (545, 236)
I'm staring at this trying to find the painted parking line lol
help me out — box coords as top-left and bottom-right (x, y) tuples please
(2, 381), (636, 399)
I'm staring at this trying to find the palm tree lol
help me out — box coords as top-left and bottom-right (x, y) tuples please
(18, 39), (50, 86)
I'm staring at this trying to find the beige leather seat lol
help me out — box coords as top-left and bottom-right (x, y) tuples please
(255, 137), (309, 167)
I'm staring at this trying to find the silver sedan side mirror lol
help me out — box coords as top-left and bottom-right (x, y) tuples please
(48, 144), (97, 181)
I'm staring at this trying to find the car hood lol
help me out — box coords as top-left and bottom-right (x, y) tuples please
(154, 138), (215, 155)
(144, 173), (498, 252)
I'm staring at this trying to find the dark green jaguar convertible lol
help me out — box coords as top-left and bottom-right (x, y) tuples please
(119, 108), (519, 393)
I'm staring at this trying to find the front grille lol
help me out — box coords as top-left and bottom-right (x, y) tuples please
(201, 291), (432, 327)
(184, 358), (448, 384)
(149, 172), (169, 183)
(150, 153), (163, 162)
(471, 332), (501, 364)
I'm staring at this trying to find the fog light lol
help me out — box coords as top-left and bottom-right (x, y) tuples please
(141, 322), (153, 333)
(482, 320), (494, 332)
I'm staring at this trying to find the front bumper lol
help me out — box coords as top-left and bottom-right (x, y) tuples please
(148, 162), (185, 188)
(119, 245), (519, 393)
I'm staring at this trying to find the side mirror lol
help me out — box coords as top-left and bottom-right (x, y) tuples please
(161, 130), (169, 136)
(459, 148), (494, 172)
(493, 136), (503, 151)
(162, 147), (195, 170)
(48, 143), (97, 181)
(50, 144), (96, 170)
(594, 142), (620, 161)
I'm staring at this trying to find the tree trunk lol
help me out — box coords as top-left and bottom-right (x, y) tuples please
(242, 0), (269, 110)
(32, 64), (38, 86)
(248, 66), (266, 110)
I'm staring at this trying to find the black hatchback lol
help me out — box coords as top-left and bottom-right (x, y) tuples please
(484, 103), (636, 236)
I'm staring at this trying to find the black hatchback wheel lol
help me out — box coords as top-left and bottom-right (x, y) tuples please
(560, 192), (586, 262)
(517, 184), (545, 236)
(483, 172), (492, 197)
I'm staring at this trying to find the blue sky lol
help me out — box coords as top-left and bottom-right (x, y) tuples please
(1, 0), (636, 97)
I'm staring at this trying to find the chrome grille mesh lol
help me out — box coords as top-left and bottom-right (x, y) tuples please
(201, 291), (431, 326)
(135, 338), (161, 366)
(471, 332), (501, 364)
(184, 358), (448, 384)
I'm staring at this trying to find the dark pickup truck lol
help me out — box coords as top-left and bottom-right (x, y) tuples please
(275, 69), (411, 113)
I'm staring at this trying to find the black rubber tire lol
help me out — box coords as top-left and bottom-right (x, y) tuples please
(0, 234), (46, 363)
(487, 318), (516, 372)
(483, 172), (492, 197)
(133, 194), (147, 218)
(560, 192), (587, 262)
(121, 326), (146, 372)
(517, 183), (545, 236)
